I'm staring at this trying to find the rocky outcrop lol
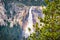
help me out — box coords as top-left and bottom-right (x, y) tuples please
(0, 1), (45, 39)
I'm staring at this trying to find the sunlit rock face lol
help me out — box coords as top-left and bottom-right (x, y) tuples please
(0, 1), (23, 40)
(0, 0), (45, 39)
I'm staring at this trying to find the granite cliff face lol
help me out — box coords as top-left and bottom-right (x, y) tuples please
(0, 0), (45, 40)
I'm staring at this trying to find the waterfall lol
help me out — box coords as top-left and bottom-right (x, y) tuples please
(24, 6), (34, 38)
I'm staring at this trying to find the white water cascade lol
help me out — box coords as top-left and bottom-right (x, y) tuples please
(24, 6), (34, 38)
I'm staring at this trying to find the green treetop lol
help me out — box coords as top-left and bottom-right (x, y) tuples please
(27, 0), (60, 40)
